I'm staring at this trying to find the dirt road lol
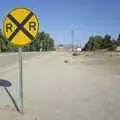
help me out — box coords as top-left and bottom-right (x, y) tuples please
(0, 52), (120, 120)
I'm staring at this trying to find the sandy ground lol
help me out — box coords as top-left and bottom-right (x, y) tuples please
(0, 52), (42, 67)
(0, 51), (120, 120)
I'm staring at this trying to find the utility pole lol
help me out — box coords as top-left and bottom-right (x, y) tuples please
(71, 30), (74, 52)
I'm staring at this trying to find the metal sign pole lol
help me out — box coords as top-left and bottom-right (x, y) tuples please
(18, 47), (23, 113)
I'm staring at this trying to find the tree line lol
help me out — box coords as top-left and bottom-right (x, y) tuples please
(83, 34), (120, 51)
(0, 29), (55, 52)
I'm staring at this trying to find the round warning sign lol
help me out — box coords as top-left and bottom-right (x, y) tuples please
(3, 8), (39, 46)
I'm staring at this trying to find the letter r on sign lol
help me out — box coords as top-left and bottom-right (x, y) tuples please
(6, 23), (12, 32)
(29, 22), (36, 31)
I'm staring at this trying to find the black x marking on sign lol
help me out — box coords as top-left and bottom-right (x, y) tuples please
(7, 12), (35, 41)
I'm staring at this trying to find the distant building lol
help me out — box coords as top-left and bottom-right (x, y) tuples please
(56, 44), (82, 52)
(116, 46), (120, 51)
(77, 48), (82, 52)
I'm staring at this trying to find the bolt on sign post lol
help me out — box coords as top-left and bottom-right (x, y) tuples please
(3, 8), (39, 113)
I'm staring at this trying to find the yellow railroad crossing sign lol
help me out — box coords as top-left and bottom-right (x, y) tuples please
(3, 8), (39, 46)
